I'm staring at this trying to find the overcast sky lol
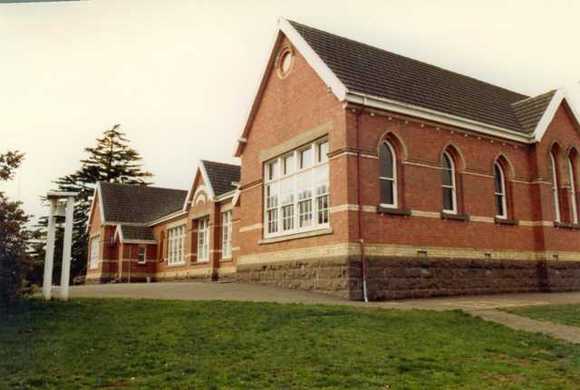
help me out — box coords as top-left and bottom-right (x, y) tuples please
(1, 0), (580, 222)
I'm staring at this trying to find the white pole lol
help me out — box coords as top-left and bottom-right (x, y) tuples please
(60, 197), (75, 301)
(42, 200), (57, 300)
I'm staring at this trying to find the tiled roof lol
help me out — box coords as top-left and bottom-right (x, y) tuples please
(118, 225), (155, 242)
(202, 160), (241, 197)
(289, 20), (542, 134)
(99, 182), (187, 224)
(512, 90), (557, 133)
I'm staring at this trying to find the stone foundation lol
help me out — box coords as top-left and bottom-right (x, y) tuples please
(236, 257), (362, 299)
(236, 256), (580, 301)
(362, 257), (580, 300)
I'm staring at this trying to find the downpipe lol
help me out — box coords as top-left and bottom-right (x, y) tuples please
(360, 238), (368, 303)
(355, 107), (369, 303)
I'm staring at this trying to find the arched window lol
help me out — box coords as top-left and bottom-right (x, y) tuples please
(379, 141), (397, 207)
(550, 151), (561, 223)
(568, 154), (578, 224)
(494, 162), (507, 219)
(441, 151), (457, 213)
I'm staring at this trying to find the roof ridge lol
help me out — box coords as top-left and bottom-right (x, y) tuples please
(201, 159), (240, 167)
(287, 19), (529, 100)
(99, 181), (187, 193)
(511, 90), (557, 106)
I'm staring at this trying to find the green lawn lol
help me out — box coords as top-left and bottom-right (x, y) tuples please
(2, 300), (580, 389)
(505, 304), (580, 328)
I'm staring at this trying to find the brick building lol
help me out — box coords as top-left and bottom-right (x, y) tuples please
(86, 19), (580, 300)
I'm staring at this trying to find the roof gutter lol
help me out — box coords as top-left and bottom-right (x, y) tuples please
(147, 210), (188, 227)
(345, 91), (533, 144)
(215, 189), (237, 202)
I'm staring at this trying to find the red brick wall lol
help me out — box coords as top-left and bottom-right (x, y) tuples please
(344, 102), (580, 253)
(238, 35), (349, 257)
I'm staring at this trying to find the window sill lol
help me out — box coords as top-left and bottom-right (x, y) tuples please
(440, 212), (470, 222)
(220, 258), (234, 263)
(194, 259), (210, 264)
(259, 227), (333, 245)
(554, 222), (580, 230)
(494, 217), (519, 226)
(377, 206), (411, 216)
(166, 262), (187, 268)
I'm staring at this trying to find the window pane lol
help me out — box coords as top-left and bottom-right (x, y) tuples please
(442, 153), (452, 170)
(299, 147), (313, 169)
(495, 194), (504, 217)
(441, 167), (453, 186)
(318, 141), (329, 163)
(442, 188), (453, 211)
(379, 143), (394, 178)
(268, 160), (279, 180)
(317, 195), (329, 224)
(380, 179), (394, 205)
(299, 199), (312, 227)
(268, 209), (278, 233)
(283, 154), (295, 175)
(282, 204), (294, 230)
(494, 165), (503, 194)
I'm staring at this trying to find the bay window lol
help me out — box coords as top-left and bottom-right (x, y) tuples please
(264, 138), (330, 238)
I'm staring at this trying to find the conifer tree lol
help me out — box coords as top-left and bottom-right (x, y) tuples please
(29, 125), (153, 284)
(0, 151), (30, 308)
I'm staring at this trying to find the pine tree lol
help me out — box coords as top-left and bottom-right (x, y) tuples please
(28, 125), (153, 284)
(0, 151), (30, 308)
(79, 124), (153, 185)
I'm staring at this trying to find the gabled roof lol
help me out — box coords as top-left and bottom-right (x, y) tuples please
(182, 160), (241, 212)
(235, 18), (580, 154)
(201, 160), (241, 197)
(512, 90), (557, 133)
(116, 224), (156, 243)
(98, 182), (187, 224)
(290, 20), (528, 133)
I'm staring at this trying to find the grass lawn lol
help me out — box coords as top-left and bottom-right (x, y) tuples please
(2, 299), (580, 389)
(505, 304), (580, 328)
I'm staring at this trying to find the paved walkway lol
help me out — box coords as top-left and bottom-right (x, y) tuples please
(61, 282), (580, 344)
(466, 309), (580, 344)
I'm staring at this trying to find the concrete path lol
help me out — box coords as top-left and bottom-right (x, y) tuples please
(384, 291), (580, 311)
(61, 282), (580, 344)
(64, 281), (350, 305)
(467, 309), (580, 344)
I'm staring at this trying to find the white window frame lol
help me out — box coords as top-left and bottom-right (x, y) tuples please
(494, 162), (508, 219)
(379, 141), (398, 209)
(221, 211), (232, 260)
(197, 217), (210, 262)
(137, 245), (147, 264)
(568, 156), (578, 224)
(89, 236), (99, 270)
(550, 152), (561, 223)
(441, 151), (457, 214)
(264, 138), (330, 239)
(167, 225), (186, 266)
